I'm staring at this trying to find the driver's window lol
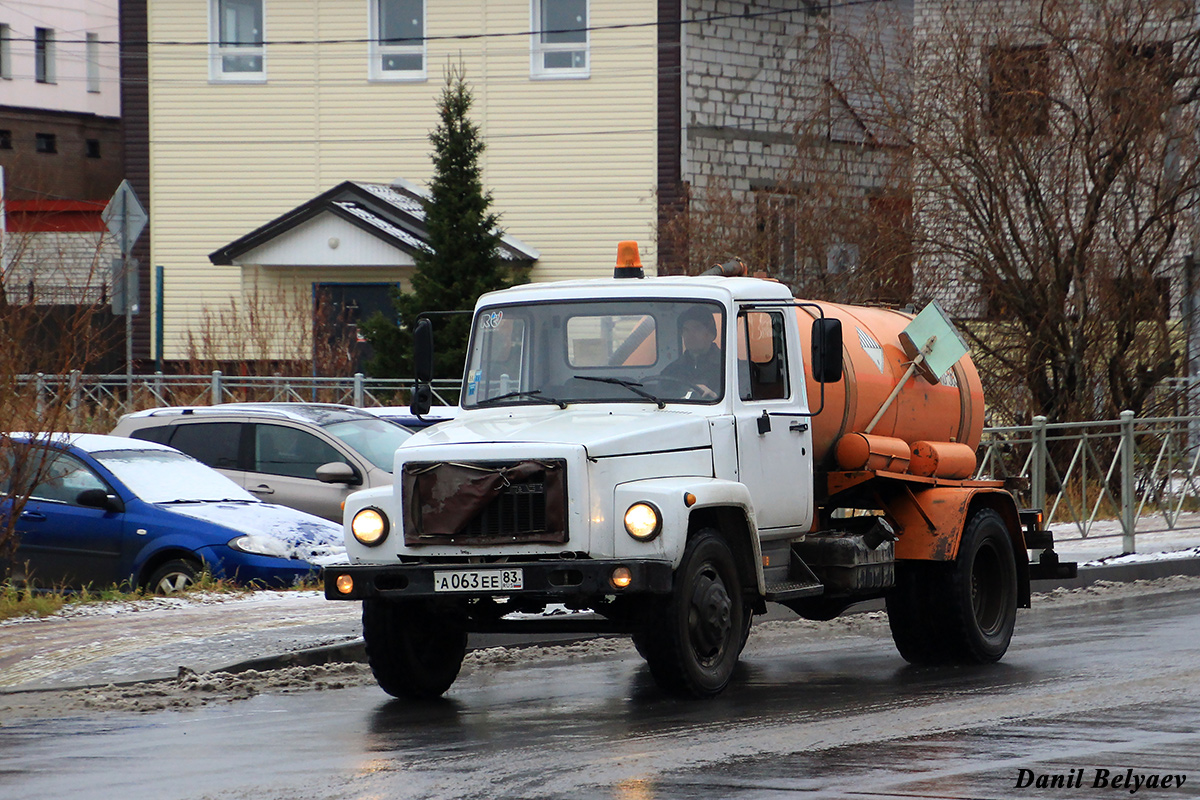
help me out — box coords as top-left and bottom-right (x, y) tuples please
(737, 310), (789, 401)
(29, 451), (107, 505)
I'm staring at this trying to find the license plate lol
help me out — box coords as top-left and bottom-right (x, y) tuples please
(433, 568), (524, 593)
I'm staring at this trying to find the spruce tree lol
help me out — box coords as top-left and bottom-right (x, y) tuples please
(364, 66), (524, 380)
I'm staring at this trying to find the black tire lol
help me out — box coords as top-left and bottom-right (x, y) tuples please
(946, 508), (1018, 662)
(886, 560), (950, 663)
(630, 628), (655, 661)
(642, 530), (745, 697)
(632, 612), (740, 664)
(886, 509), (1017, 665)
(147, 559), (200, 595)
(362, 599), (467, 700)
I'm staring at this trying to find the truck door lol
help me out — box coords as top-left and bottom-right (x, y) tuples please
(733, 308), (814, 535)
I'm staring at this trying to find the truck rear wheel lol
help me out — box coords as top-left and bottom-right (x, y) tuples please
(886, 508), (1017, 664)
(886, 561), (949, 663)
(642, 530), (745, 697)
(362, 599), (467, 700)
(947, 508), (1018, 662)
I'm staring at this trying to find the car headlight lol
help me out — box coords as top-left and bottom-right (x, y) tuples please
(624, 502), (661, 542)
(352, 507), (389, 546)
(228, 534), (291, 558)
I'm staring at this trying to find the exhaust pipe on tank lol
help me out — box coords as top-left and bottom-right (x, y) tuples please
(700, 257), (748, 278)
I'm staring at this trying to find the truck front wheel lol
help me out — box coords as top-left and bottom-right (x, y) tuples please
(362, 599), (467, 700)
(642, 530), (745, 697)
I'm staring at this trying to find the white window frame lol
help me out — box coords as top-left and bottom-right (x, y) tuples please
(369, 0), (426, 81)
(531, 0), (589, 80)
(209, 0), (266, 83)
(0, 24), (11, 80)
(35, 27), (55, 84)
(86, 33), (100, 93)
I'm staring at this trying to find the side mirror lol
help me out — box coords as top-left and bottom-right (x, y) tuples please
(315, 462), (362, 486)
(413, 317), (433, 383)
(410, 384), (433, 417)
(811, 318), (843, 384)
(76, 488), (125, 513)
(411, 317), (434, 417)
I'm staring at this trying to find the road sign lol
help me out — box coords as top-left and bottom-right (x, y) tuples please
(898, 300), (969, 383)
(102, 180), (147, 255)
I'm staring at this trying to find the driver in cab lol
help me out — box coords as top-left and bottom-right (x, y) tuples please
(660, 306), (722, 399)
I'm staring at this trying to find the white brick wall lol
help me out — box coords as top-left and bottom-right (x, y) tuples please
(2, 230), (118, 304)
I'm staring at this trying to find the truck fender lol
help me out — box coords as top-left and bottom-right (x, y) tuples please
(885, 484), (1025, 567)
(613, 477), (762, 590)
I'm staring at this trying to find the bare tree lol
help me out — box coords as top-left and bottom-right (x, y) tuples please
(0, 218), (115, 577)
(660, 0), (1200, 425)
(883, 0), (1200, 424)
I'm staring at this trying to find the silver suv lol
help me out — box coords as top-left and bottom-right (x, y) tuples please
(111, 403), (413, 522)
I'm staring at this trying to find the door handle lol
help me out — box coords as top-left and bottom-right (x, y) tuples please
(19, 511), (46, 521)
(789, 421), (809, 433)
(249, 485), (275, 495)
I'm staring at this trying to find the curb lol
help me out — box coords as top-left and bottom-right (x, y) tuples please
(1033, 555), (1200, 589)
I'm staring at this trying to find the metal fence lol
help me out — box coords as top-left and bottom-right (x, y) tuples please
(20, 370), (462, 414)
(977, 411), (1200, 552)
(20, 372), (1200, 553)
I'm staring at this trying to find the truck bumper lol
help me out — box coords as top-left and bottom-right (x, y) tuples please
(324, 559), (674, 601)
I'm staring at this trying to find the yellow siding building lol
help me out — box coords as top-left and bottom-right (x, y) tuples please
(144, 1), (659, 361)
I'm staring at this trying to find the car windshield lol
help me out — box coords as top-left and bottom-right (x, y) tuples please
(93, 449), (258, 504)
(463, 299), (726, 408)
(323, 417), (413, 472)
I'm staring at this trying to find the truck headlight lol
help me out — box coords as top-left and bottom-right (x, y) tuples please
(624, 502), (661, 542)
(352, 507), (389, 546)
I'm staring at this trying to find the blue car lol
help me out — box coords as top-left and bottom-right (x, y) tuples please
(3, 433), (346, 593)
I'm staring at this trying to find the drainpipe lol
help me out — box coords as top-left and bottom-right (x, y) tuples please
(1, 165), (6, 298)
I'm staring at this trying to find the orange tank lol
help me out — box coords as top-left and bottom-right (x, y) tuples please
(794, 301), (985, 469)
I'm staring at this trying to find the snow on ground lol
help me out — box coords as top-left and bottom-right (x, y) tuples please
(0, 589), (320, 626)
(1049, 512), (1200, 564)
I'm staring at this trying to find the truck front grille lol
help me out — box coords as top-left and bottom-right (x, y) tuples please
(401, 459), (567, 546)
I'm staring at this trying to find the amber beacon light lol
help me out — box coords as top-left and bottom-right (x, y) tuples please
(613, 240), (645, 279)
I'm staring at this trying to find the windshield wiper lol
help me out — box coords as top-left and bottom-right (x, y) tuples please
(572, 375), (665, 408)
(475, 389), (566, 409)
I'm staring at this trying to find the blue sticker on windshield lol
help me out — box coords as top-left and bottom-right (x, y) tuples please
(467, 370), (480, 399)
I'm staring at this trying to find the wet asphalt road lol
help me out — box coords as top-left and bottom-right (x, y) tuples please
(2, 587), (1199, 800)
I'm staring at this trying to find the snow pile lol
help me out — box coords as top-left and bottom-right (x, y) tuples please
(1083, 546), (1200, 567)
(75, 663), (375, 713)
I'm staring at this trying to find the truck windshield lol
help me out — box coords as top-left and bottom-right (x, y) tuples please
(463, 299), (726, 408)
